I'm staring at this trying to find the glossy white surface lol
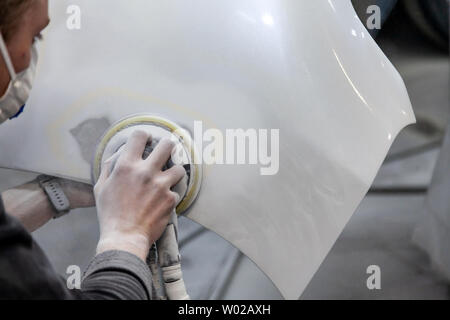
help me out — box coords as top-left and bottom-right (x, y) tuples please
(0, 0), (414, 299)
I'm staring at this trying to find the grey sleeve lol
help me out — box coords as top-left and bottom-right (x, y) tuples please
(79, 250), (153, 300)
(0, 196), (152, 300)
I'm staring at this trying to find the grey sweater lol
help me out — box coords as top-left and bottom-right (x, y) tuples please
(0, 197), (153, 300)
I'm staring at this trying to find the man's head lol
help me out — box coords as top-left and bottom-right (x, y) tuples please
(0, 0), (49, 96)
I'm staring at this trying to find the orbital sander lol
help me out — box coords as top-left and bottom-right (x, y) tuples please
(92, 114), (202, 214)
(92, 114), (203, 300)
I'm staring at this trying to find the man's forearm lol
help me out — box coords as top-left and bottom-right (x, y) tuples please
(1, 181), (54, 232)
(77, 250), (154, 300)
(0, 198), (152, 300)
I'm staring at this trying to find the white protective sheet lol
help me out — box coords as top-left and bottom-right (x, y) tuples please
(0, 0), (415, 299)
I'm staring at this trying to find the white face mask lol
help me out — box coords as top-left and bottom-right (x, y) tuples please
(0, 33), (38, 124)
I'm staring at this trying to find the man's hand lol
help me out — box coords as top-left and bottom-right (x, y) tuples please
(94, 130), (185, 261)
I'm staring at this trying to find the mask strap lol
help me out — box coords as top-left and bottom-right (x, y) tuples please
(0, 33), (18, 81)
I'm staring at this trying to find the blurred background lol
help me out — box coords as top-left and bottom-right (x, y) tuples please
(0, 0), (448, 299)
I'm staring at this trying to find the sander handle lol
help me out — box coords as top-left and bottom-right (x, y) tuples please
(155, 210), (190, 300)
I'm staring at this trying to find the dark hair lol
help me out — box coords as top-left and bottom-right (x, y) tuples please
(0, 0), (34, 42)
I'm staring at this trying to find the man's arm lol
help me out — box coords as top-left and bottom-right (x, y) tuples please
(2, 181), (54, 232)
(0, 196), (153, 300)
(76, 250), (153, 300)
(2, 178), (95, 232)
(0, 131), (184, 300)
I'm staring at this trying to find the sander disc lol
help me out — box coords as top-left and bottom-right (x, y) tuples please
(92, 114), (202, 215)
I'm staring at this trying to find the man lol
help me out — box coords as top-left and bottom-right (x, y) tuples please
(0, 0), (186, 299)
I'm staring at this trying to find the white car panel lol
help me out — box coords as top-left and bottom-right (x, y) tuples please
(0, 0), (414, 299)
